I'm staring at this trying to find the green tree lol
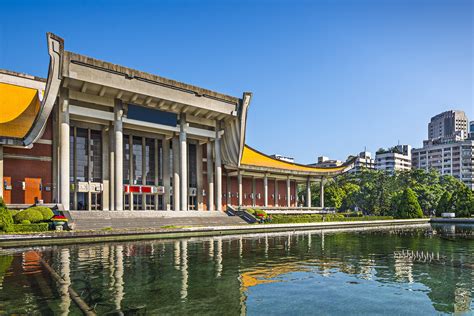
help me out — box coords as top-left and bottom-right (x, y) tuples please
(436, 191), (452, 216)
(395, 188), (423, 219)
(340, 182), (360, 211)
(450, 186), (474, 218)
(324, 184), (345, 209)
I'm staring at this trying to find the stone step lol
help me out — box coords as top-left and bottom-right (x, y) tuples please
(69, 214), (247, 230)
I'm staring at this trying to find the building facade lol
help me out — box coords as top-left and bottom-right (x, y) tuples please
(0, 33), (355, 210)
(412, 140), (474, 190)
(375, 145), (412, 172)
(412, 110), (474, 190)
(428, 110), (468, 141)
(347, 151), (376, 174)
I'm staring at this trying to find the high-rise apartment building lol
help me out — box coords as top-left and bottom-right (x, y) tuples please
(428, 110), (468, 141)
(412, 140), (474, 190)
(375, 145), (412, 172)
(412, 110), (473, 190)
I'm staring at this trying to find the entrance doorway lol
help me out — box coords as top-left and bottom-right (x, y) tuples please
(25, 177), (42, 204)
(2, 177), (11, 204)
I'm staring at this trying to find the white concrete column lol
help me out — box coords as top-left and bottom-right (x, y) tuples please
(274, 179), (279, 207)
(263, 174), (268, 207)
(154, 138), (159, 210)
(114, 100), (124, 211)
(59, 90), (70, 210)
(162, 138), (171, 210)
(109, 123), (115, 210)
(102, 128), (110, 211)
(286, 176), (291, 207)
(215, 128), (222, 211)
(238, 172), (243, 207)
(128, 136), (134, 211)
(306, 177), (311, 208)
(196, 143), (204, 210)
(320, 178), (325, 208)
(206, 141), (214, 211)
(179, 115), (188, 211)
(0, 145), (3, 200)
(172, 136), (180, 211)
(141, 137), (147, 210)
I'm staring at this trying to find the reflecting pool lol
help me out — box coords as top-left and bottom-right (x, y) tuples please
(0, 223), (473, 315)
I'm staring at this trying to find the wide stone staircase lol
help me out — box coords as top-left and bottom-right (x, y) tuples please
(65, 210), (247, 231)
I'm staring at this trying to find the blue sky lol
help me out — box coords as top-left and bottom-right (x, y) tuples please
(0, 0), (472, 163)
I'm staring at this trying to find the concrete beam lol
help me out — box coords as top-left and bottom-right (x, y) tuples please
(68, 63), (236, 116)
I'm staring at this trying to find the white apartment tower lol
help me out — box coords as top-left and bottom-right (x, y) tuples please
(375, 145), (412, 172)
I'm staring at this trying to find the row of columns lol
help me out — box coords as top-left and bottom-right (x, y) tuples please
(58, 96), (223, 211)
(238, 173), (294, 208)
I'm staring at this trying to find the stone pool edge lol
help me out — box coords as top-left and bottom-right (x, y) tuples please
(0, 219), (432, 248)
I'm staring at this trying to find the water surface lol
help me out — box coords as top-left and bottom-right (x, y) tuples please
(0, 223), (472, 315)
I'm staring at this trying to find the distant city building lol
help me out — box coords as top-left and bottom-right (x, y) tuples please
(309, 156), (343, 168)
(428, 110), (468, 141)
(375, 145), (412, 172)
(270, 154), (295, 163)
(412, 140), (474, 190)
(347, 151), (376, 173)
(412, 110), (473, 191)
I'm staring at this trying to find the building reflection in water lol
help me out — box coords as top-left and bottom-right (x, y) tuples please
(114, 245), (124, 312)
(59, 248), (71, 316)
(174, 240), (180, 270)
(216, 238), (223, 278)
(394, 256), (414, 284)
(180, 240), (188, 300)
(0, 225), (472, 315)
(209, 237), (214, 261)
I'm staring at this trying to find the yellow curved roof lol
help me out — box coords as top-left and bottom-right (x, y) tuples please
(240, 145), (348, 173)
(0, 83), (41, 138)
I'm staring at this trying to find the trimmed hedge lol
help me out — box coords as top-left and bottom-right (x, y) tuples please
(0, 208), (14, 232)
(14, 209), (43, 224)
(12, 223), (49, 232)
(269, 214), (394, 224)
(28, 206), (54, 221)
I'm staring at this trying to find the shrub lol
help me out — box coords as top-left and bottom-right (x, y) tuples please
(0, 208), (14, 232)
(14, 209), (43, 224)
(9, 210), (20, 218)
(0, 197), (6, 209)
(20, 220), (31, 225)
(12, 223), (49, 232)
(27, 206), (54, 221)
(268, 214), (394, 224)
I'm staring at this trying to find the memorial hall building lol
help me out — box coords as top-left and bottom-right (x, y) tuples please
(0, 33), (353, 212)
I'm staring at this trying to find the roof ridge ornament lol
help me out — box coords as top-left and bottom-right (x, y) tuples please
(22, 32), (64, 146)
